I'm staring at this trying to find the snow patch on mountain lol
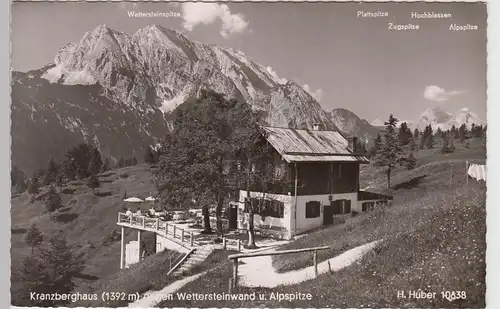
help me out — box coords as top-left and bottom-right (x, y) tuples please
(160, 93), (188, 114)
(42, 64), (98, 85)
(370, 118), (384, 127)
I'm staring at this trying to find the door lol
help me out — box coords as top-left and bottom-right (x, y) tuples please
(323, 205), (334, 225)
(228, 203), (238, 230)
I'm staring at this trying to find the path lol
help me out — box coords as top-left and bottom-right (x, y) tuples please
(128, 271), (207, 308)
(238, 240), (381, 288)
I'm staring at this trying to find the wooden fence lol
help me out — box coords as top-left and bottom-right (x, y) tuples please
(118, 212), (196, 247)
(227, 245), (330, 291)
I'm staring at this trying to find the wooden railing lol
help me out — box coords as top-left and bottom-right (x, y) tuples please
(166, 249), (194, 276)
(222, 238), (242, 252)
(227, 246), (330, 290)
(117, 212), (196, 247)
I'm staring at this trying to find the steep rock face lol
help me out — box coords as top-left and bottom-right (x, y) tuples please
(416, 107), (484, 131)
(446, 107), (485, 130)
(330, 108), (380, 144)
(12, 24), (341, 174)
(418, 107), (453, 130)
(11, 69), (168, 173)
(261, 82), (337, 130)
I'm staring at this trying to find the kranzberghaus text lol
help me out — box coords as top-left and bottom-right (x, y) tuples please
(411, 12), (452, 19)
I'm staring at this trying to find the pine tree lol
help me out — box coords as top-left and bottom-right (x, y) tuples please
(46, 159), (59, 185)
(408, 137), (416, 152)
(32, 233), (84, 306)
(425, 125), (435, 149)
(458, 124), (468, 143)
(144, 146), (157, 164)
(449, 139), (456, 153)
(88, 150), (103, 175)
(63, 143), (100, 179)
(24, 224), (43, 253)
(435, 127), (443, 138)
(27, 177), (40, 195)
(87, 173), (100, 195)
(19, 254), (50, 306)
(406, 152), (417, 170)
(413, 128), (420, 140)
(419, 135), (425, 150)
(398, 122), (413, 146)
(45, 185), (62, 218)
(55, 172), (64, 187)
(373, 114), (405, 188)
(451, 125), (459, 139)
(101, 157), (111, 172)
(441, 134), (452, 154)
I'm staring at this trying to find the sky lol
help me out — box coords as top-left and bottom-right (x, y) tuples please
(11, 2), (487, 123)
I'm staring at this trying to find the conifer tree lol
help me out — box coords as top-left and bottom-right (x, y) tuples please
(19, 233), (84, 306)
(24, 224), (43, 253)
(373, 114), (405, 188)
(45, 185), (62, 218)
(87, 173), (100, 195)
(27, 177), (40, 195)
(406, 152), (417, 170)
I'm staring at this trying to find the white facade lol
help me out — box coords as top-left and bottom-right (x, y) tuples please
(238, 190), (361, 239)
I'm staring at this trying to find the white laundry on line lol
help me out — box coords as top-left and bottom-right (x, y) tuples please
(468, 164), (487, 181)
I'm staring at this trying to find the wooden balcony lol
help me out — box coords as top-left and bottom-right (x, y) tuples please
(117, 212), (197, 248)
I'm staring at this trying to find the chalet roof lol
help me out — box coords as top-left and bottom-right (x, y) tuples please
(261, 126), (369, 163)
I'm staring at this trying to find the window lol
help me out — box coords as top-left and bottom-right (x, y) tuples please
(305, 201), (321, 218)
(243, 197), (284, 218)
(362, 202), (374, 211)
(331, 199), (352, 214)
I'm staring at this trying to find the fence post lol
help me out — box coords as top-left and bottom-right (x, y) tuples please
(328, 260), (332, 273)
(156, 218), (159, 230)
(142, 216), (145, 228)
(173, 225), (177, 238)
(232, 258), (239, 288)
(313, 250), (318, 277)
(190, 232), (194, 247)
(223, 237), (227, 250)
(181, 229), (185, 242)
(466, 160), (469, 184)
(450, 164), (453, 186)
(130, 214), (133, 225)
(237, 239), (241, 252)
(118, 212), (121, 223)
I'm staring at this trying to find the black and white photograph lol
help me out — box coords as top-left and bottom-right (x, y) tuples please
(10, 1), (487, 308)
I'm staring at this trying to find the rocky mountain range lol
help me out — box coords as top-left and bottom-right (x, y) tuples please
(12, 24), (351, 174)
(370, 107), (485, 131)
(330, 108), (380, 145)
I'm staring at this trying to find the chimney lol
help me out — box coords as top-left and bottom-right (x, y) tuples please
(312, 123), (321, 131)
(347, 137), (358, 152)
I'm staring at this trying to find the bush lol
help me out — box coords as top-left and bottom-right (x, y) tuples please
(119, 172), (129, 179)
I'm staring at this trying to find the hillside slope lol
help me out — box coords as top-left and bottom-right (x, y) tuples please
(10, 164), (157, 304)
(157, 140), (486, 308)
